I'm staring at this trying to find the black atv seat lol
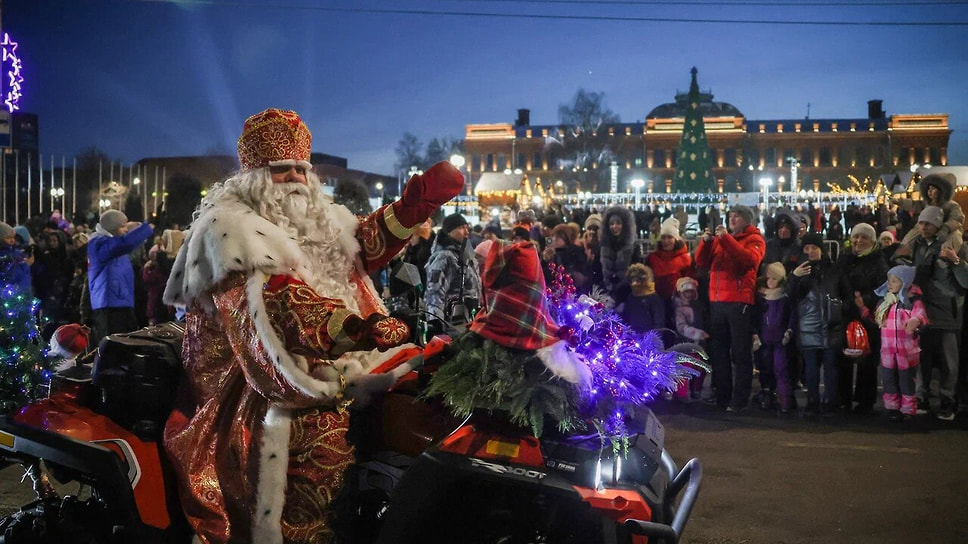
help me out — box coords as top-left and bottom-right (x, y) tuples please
(91, 322), (185, 441)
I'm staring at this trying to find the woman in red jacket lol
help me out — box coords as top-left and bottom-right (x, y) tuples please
(645, 217), (695, 327)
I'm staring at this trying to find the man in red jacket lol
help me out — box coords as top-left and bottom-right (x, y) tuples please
(695, 205), (766, 411)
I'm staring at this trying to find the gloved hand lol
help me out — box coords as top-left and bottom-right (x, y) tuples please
(782, 329), (792, 346)
(394, 161), (465, 229)
(751, 334), (762, 352)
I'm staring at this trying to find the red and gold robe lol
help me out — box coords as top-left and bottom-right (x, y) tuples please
(163, 198), (426, 544)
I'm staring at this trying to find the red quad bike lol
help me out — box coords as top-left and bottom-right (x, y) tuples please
(0, 322), (702, 544)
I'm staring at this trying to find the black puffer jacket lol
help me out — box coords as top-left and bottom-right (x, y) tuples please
(839, 247), (888, 352)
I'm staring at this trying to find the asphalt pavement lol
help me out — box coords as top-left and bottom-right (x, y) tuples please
(652, 395), (968, 544)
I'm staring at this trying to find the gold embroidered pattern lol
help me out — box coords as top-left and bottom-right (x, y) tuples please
(360, 217), (387, 263)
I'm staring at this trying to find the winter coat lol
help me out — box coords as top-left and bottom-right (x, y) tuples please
(839, 246), (889, 352)
(911, 236), (968, 331)
(645, 241), (694, 300)
(0, 244), (32, 295)
(87, 223), (154, 310)
(674, 295), (708, 343)
(619, 293), (666, 335)
(600, 206), (642, 295)
(761, 236), (803, 275)
(551, 243), (589, 292)
(789, 257), (849, 350)
(424, 231), (482, 322)
(753, 289), (794, 345)
(877, 286), (928, 369)
(919, 174), (965, 244)
(694, 224), (765, 305)
(402, 232), (435, 289)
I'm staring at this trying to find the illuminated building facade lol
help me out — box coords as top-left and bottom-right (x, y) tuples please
(464, 83), (951, 196)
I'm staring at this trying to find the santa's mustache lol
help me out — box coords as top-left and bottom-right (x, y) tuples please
(271, 182), (312, 202)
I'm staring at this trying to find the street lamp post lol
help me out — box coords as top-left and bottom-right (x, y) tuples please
(630, 178), (644, 209)
(759, 177), (773, 229)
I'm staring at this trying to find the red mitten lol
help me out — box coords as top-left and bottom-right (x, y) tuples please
(393, 161), (464, 228)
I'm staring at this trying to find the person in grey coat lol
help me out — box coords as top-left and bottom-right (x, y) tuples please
(905, 205), (968, 421)
(425, 213), (482, 327)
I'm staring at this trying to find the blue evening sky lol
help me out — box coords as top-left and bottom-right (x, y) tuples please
(4, 0), (967, 176)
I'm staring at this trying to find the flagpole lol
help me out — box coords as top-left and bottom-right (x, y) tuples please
(72, 157), (77, 217)
(49, 154), (54, 214)
(26, 152), (31, 221)
(38, 152), (43, 216)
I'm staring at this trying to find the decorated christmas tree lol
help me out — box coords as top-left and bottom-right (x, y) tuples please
(0, 283), (51, 415)
(673, 67), (716, 193)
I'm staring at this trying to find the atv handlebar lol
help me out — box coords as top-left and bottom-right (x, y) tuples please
(623, 454), (703, 543)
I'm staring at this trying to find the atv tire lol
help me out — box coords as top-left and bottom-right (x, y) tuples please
(0, 496), (112, 544)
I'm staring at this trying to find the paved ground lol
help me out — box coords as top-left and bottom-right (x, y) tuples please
(652, 395), (968, 544)
(2, 389), (967, 543)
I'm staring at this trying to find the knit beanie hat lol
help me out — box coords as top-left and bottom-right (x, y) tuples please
(441, 213), (469, 234)
(917, 206), (944, 228)
(48, 324), (90, 359)
(875, 265), (917, 303)
(765, 261), (787, 282)
(0, 221), (13, 240)
(801, 233), (825, 252)
(850, 223), (876, 241)
(676, 276), (698, 293)
(659, 217), (681, 239)
(728, 205), (754, 226)
(879, 231), (896, 244)
(584, 213), (602, 232)
(72, 232), (90, 247)
(98, 210), (128, 234)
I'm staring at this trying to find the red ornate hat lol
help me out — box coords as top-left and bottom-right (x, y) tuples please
(237, 108), (313, 171)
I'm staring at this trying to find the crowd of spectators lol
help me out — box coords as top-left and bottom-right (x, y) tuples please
(4, 171), (967, 423)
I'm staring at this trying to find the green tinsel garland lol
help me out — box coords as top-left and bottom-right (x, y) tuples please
(421, 333), (586, 438)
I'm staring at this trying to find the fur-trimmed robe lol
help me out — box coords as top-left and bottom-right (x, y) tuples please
(162, 196), (422, 544)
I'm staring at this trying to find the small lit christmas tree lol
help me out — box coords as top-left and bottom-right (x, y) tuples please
(0, 283), (51, 415)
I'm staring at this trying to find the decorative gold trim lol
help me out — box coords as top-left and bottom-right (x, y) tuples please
(327, 308), (355, 350)
(383, 204), (418, 240)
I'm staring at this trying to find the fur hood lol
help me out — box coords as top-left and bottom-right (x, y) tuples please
(920, 173), (955, 204)
(601, 205), (637, 249)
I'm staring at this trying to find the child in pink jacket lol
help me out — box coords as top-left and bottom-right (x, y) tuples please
(874, 265), (927, 422)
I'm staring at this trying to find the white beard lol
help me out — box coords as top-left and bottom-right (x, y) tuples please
(267, 182), (360, 313)
(197, 171), (360, 312)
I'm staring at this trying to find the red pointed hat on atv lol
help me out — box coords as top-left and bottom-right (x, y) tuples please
(470, 241), (590, 386)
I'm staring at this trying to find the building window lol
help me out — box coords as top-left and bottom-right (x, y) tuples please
(497, 153), (507, 171)
(856, 147), (870, 167)
(472, 154), (482, 172)
(801, 149), (813, 166)
(533, 152), (543, 170)
(724, 148), (736, 167)
(838, 147), (851, 167)
(654, 149), (666, 168)
(517, 153), (526, 170)
(486, 154), (494, 171)
(765, 147), (776, 166)
(819, 148), (832, 167)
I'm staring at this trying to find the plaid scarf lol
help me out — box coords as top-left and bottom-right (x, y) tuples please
(469, 241), (560, 351)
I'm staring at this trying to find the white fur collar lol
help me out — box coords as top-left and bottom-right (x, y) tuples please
(163, 197), (361, 308)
